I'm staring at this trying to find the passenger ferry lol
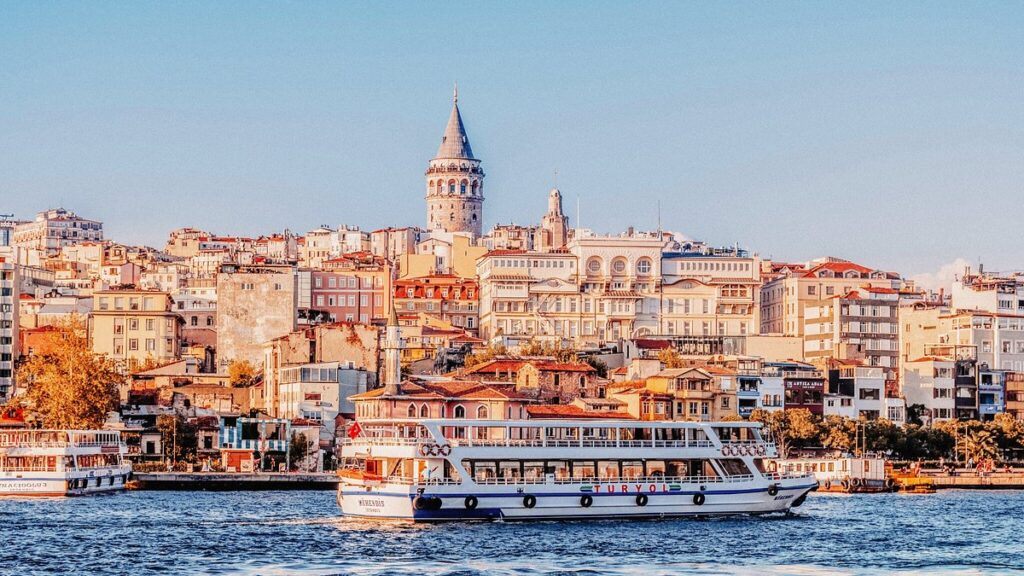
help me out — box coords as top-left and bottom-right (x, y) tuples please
(0, 429), (132, 496)
(337, 418), (818, 521)
(773, 456), (895, 493)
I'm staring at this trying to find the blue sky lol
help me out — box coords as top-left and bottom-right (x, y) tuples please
(1, 2), (1022, 281)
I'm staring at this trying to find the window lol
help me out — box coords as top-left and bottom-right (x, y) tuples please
(454, 405), (466, 418)
(476, 405), (488, 419)
(586, 258), (602, 274)
(637, 258), (652, 275)
(407, 404), (417, 418)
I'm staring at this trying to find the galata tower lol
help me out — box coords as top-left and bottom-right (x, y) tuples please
(425, 85), (484, 236)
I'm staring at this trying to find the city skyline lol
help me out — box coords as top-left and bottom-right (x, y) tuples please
(2, 2), (1022, 283)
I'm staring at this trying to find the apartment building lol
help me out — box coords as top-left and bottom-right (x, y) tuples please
(393, 274), (478, 332)
(90, 288), (182, 367)
(0, 258), (18, 400)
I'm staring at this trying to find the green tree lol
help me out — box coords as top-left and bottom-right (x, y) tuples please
(289, 432), (312, 471)
(16, 317), (121, 429)
(157, 414), (197, 466)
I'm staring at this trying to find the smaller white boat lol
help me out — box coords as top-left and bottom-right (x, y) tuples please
(773, 455), (894, 493)
(0, 429), (132, 496)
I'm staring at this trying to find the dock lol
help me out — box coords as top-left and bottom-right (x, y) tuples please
(926, 471), (1024, 490)
(130, 472), (338, 491)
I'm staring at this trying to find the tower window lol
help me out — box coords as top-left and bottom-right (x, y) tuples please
(449, 182), (456, 194)
(460, 182), (467, 195)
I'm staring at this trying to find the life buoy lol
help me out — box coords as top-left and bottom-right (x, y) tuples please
(722, 446), (732, 456)
(693, 493), (706, 506)
(418, 444), (431, 457)
(756, 446), (767, 456)
(427, 444), (440, 457)
(464, 496), (478, 510)
(580, 495), (593, 508)
(439, 444), (452, 456)
(523, 494), (537, 509)
(767, 484), (779, 496)
(636, 494), (649, 507)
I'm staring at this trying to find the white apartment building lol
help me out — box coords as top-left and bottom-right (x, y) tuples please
(12, 208), (103, 258)
(0, 257), (18, 400)
(660, 252), (762, 338)
(902, 356), (957, 424)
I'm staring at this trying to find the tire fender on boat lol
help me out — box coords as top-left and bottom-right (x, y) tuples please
(523, 494), (537, 509)
(464, 496), (478, 510)
(580, 495), (593, 508)
(692, 493), (706, 506)
(636, 494), (648, 507)
(823, 480), (832, 490)
(767, 484), (779, 497)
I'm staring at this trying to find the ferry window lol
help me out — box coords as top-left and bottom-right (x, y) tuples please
(498, 461), (521, 480)
(702, 460), (720, 479)
(718, 459), (751, 477)
(828, 462), (835, 472)
(598, 460), (620, 479)
(523, 461), (545, 480)
(571, 461), (596, 479)
(666, 461), (688, 477)
(622, 461), (644, 479)
(472, 461), (497, 482)
(645, 461), (666, 477)
(443, 460), (462, 482)
(546, 461), (570, 479)
(750, 459), (768, 474)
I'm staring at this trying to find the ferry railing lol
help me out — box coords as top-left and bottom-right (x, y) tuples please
(472, 474), (758, 486)
(344, 437), (743, 450)
(0, 440), (70, 448)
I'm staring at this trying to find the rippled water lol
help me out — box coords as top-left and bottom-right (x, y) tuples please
(2, 490), (1022, 575)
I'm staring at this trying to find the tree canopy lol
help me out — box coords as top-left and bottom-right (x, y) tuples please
(15, 317), (122, 429)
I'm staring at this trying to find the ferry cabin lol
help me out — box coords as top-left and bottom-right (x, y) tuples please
(338, 419), (818, 521)
(775, 456), (891, 492)
(0, 430), (132, 496)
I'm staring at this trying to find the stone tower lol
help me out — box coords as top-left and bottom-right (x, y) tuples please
(382, 304), (402, 395)
(425, 85), (484, 236)
(539, 188), (569, 251)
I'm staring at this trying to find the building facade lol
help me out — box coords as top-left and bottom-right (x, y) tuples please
(90, 288), (182, 368)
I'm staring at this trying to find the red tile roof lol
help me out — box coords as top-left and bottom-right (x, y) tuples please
(526, 405), (634, 420)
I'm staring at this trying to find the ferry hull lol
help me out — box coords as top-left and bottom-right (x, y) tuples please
(0, 468), (132, 497)
(339, 480), (818, 522)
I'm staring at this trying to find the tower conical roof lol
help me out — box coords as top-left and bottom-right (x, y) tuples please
(434, 89), (475, 160)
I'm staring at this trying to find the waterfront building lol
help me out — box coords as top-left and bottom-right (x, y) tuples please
(660, 250), (762, 338)
(1006, 372), (1024, 421)
(901, 354), (960, 424)
(978, 368), (1006, 421)
(306, 253), (390, 324)
(764, 361), (825, 415)
(277, 361), (371, 425)
(760, 258), (901, 336)
(426, 87), (484, 236)
(219, 416), (291, 472)
(393, 274), (479, 333)
(804, 287), (900, 377)
(90, 288), (183, 369)
(823, 362), (885, 420)
(12, 208), (103, 258)
(216, 263), (298, 368)
(645, 366), (738, 422)
(0, 257), (18, 400)
(950, 268), (1024, 315)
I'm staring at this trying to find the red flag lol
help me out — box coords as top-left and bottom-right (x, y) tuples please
(347, 421), (363, 439)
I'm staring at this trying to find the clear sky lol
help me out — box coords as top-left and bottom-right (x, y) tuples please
(1, 1), (1021, 283)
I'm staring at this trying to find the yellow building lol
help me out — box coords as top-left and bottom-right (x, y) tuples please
(646, 366), (738, 421)
(90, 288), (183, 368)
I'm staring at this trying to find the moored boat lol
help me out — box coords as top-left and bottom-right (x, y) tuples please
(773, 456), (896, 493)
(0, 429), (132, 496)
(337, 418), (818, 521)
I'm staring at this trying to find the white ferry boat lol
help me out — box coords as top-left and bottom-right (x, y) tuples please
(337, 418), (818, 521)
(0, 429), (132, 496)
(773, 456), (895, 493)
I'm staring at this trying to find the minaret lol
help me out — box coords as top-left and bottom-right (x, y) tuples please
(540, 188), (569, 251)
(425, 85), (485, 236)
(383, 304), (402, 395)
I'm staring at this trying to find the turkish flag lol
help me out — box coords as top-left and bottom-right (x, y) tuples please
(347, 421), (363, 439)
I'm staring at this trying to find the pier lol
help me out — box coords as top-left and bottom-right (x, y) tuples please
(926, 471), (1024, 490)
(130, 472), (338, 491)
